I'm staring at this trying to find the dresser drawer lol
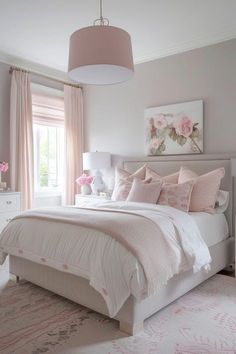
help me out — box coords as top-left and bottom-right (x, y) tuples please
(0, 194), (20, 212)
(0, 211), (19, 232)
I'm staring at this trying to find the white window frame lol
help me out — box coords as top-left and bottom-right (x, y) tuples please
(33, 123), (64, 197)
(31, 84), (65, 197)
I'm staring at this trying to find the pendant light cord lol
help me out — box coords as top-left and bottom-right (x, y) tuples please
(100, 0), (102, 21)
(93, 0), (109, 26)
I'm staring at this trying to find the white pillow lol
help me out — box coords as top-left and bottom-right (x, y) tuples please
(215, 190), (229, 214)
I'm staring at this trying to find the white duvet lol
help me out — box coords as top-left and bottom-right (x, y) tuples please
(0, 201), (211, 317)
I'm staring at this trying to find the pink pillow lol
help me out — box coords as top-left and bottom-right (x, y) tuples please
(178, 166), (225, 213)
(115, 165), (146, 182)
(111, 165), (147, 201)
(111, 179), (132, 201)
(127, 179), (163, 204)
(145, 166), (179, 184)
(158, 181), (194, 212)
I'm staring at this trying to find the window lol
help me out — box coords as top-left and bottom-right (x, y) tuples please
(32, 87), (64, 195)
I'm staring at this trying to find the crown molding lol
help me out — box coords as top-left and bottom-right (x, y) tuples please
(135, 31), (236, 65)
(0, 50), (69, 82)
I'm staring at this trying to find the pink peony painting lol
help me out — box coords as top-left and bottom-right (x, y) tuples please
(145, 100), (203, 155)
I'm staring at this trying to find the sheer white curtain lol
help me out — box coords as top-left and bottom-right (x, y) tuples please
(64, 85), (83, 204)
(10, 70), (34, 210)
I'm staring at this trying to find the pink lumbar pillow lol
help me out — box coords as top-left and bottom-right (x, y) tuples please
(178, 166), (225, 213)
(127, 178), (163, 204)
(111, 165), (147, 201)
(157, 181), (194, 212)
(145, 166), (179, 184)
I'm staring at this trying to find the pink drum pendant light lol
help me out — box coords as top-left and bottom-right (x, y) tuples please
(68, 0), (134, 85)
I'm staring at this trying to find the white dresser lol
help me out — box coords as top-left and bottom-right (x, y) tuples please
(0, 192), (21, 232)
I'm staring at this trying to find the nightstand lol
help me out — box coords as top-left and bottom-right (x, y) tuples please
(0, 192), (21, 232)
(75, 193), (110, 207)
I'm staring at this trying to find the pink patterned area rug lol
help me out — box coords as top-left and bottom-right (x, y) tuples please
(1, 274), (236, 354)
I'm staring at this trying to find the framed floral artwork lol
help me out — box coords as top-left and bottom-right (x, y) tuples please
(145, 100), (203, 155)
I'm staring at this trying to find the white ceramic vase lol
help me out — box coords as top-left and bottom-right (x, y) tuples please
(0, 172), (7, 189)
(81, 184), (92, 195)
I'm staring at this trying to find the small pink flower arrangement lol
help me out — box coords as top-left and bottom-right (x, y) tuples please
(76, 173), (93, 186)
(0, 161), (8, 173)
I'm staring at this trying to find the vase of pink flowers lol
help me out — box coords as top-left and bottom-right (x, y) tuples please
(76, 173), (94, 195)
(0, 161), (8, 190)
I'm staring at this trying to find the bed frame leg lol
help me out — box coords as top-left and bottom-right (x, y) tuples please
(10, 274), (20, 283)
(119, 320), (144, 335)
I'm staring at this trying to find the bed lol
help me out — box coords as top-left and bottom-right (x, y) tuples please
(1, 154), (235, 335)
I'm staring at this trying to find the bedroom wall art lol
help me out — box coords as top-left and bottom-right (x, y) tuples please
(145, 100), (203, 155)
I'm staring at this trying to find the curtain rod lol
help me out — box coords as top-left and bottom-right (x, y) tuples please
(9, 66), (83, 89)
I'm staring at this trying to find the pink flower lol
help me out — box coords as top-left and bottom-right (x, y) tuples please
(154, 114), (168, 129)
(0, 162), (8, 173)
(174, 115), (193, 137)
(76, 174), (93, 186)
(151, 138), (163, 150)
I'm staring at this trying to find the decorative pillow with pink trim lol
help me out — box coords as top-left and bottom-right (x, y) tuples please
(111, 165), (146, 201)
(158, 181), (195, 212)
(178, 166), (225, 213)
(127, 178), (163, 204)
(145, 166), (179, 184)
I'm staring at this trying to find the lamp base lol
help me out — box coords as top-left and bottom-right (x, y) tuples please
(91, 170), (105, 195)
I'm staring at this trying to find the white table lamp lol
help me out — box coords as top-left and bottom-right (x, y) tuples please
(83, 152), (111, 194)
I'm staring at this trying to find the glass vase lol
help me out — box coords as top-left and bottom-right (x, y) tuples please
(81, 184), (92, 195)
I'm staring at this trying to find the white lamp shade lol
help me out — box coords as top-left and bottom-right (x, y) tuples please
(83, 152), (111, 170)
(231, 158), (236, 177)
(68, 25), (134, 85)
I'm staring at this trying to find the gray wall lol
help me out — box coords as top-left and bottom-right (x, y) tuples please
(84, 38), (236, 156)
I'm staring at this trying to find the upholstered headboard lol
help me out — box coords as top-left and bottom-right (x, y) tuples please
(122, 154), (234, 236)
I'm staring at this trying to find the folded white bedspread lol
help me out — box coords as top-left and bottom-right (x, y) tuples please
(0, 202), (211, 316)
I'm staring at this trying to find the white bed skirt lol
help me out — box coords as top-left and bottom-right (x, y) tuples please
(9, 237), (234, 335)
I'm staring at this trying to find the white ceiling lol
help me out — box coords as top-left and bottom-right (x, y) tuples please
(0, 0), (236, 77)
